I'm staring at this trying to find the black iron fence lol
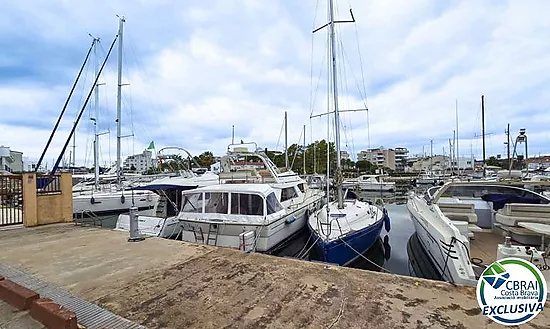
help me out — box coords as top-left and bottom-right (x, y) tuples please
(0, 175), (23, 226)
(36, 174), (61, 195)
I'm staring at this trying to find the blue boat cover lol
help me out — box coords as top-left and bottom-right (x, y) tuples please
(481, 193), (542, 211)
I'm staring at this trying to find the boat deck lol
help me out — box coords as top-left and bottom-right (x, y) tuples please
(0, 223), (549, 328)
(469, 231), (505, 265)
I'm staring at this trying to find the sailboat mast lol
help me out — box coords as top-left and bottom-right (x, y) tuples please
(455, 99), (459, 176)
(328, 0), (344, 209)
(430, 139), (433, 173)
(116, 17), (125, 186)
(481, 94), (486, 178)
(284, 111), (289, 169)
(313, 141), (317, 173)
(303, 124), (306, 175)
(506, 123), (511, 174)
(93, 37), (100, 190)
(72, 121), (76, 167)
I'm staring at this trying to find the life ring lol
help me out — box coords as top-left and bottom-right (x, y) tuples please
(121, 195), (125, 204)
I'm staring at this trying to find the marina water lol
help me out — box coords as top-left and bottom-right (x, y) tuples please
(90, 191), (425, 280)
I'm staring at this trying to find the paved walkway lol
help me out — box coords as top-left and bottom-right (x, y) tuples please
(0, 223), (548, 328)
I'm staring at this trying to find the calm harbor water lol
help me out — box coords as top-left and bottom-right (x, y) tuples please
(91, 195), (422, 279)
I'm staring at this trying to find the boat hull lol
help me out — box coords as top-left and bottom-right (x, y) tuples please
(73, 191), (158, 215)
(309, 217), (385, 266)
(342, 182), (395, 192)
(178, 202), (318, 252)
(406, 196), (477, 285)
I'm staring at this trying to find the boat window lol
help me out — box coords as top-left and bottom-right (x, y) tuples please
(266, 192), (283, 214)
(204, 192), (229, 214)
(440, 185), (550, 204)
(281, 187), (298, 202)
(181, 193), (203, 213)
(230, 193), (264, 216)
(297, 183), (305, 193)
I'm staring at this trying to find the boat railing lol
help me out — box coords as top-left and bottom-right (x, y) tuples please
(318, 215), (344, 238)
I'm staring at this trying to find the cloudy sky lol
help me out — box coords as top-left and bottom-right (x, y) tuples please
(1, 0), (549, 169)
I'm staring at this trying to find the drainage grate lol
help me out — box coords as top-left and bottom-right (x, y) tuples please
(0, 264), (146, 329)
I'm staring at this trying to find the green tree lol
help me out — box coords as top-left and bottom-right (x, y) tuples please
(264, 139), (336, 175)
(194, 151), (216, 168)
(356, 160), (376, 173)
(486, 156), (501, 167)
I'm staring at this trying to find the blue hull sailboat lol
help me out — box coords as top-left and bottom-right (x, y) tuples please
(307, 0), (391, 266)
(308, 195), (391, 266)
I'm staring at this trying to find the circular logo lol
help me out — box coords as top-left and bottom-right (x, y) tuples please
(477, 257), (547, 326)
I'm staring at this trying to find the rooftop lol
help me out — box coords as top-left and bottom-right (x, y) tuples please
(186, 183), (275, 196)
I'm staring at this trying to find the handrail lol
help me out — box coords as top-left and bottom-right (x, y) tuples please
(74, 209), (103, 227)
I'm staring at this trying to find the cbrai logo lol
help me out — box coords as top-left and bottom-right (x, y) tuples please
(477, 257), (547, 326)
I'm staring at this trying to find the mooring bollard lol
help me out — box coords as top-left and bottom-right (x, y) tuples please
(128, 206), (144, 242)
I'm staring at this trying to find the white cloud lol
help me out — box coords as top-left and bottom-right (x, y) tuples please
(1, 0), (550, 167)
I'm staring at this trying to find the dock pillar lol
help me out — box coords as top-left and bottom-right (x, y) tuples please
(128, 206), (144, 242)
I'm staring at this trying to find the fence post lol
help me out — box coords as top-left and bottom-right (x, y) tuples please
(59, 172), (73, 222)
(22, 173), (38, 227)
(128, 206), (144, 242)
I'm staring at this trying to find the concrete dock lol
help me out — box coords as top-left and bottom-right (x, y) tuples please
(0, 224), (548, 328)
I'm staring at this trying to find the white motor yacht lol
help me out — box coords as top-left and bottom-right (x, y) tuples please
(406, 181), (550, 294)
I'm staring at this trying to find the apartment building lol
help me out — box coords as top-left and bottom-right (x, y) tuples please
(123, 150), (156, 173)
(0, 146), (23, 174)
(357, 147), (396, 170)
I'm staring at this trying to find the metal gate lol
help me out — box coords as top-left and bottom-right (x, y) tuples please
(0, 175), (23, 226)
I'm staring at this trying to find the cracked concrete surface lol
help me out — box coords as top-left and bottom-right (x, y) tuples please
(0, 224), (548, 328)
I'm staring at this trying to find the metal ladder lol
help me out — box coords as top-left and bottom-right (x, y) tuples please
(193, 226), (205, 243)
(155, 195), (167, 217)
(206, 224), (220, 246)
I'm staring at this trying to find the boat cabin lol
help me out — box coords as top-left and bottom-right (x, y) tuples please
(179, 184), (284, 219)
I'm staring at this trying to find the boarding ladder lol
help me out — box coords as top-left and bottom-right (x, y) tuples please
(74, 210), (103, 227)
(155, 195), (167, 217)
(206, 223), (220, 246)
(193, 226), (205, 243)
(192, 223), (220, 246)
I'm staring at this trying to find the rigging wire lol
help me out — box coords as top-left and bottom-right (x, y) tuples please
(290, 128), (304, 169)
(127, 33), (170, 145)
(309, 0), (321, 118)
(275, 116), (285, 153)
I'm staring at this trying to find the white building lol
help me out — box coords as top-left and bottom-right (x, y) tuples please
(123, 150), (156, 173)
(357, 147), (396, 170)
(411, 155), (449, 174)
(395, 147), (409, 171)
(395, 147), (408, 163)
(0, 146), (23, 174)
(449, 156), (475, 170)
(340, 151), (350, 161)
